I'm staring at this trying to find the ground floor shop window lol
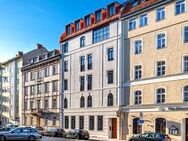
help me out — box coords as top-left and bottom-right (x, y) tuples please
(71, 116), (75, 129)
(133, 118), (142, 134)
(89, 116), (94, 130)
(65, 116), (69, 129)
(79, 116), (84, 129)
(97, 116), (103, 131)
(155, 118), (166, 133)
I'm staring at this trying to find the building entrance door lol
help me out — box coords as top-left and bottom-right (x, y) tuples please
(186, 119), (188, 141)
(112, 118), (117, 138)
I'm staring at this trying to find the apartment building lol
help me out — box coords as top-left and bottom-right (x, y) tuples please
(121, 0), (188, 140)
(59, 2), (126, 139)
(0, 52), (23, 125)
(21, 44), (62, 128)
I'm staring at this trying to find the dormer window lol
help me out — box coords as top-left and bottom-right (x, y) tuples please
(108, 4), (115, 16)
(85, 16), (90, 27)
(96, 10), (102, 22)
(66, 25), (71, 35)
(75, 21), (80, 31)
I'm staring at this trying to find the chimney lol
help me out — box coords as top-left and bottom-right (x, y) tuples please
(16, 51), (23, 57)
(37, 44), (43, 49)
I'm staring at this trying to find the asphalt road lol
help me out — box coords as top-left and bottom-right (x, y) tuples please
(41, 136), (100, 141)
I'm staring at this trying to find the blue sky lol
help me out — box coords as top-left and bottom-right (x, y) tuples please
(0, 0), (124, 62)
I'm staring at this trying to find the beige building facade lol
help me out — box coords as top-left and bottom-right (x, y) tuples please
(121, 0), (188, 140)
(21, 45), (62, 128)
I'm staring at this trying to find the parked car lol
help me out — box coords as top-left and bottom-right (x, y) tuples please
(65, 129), (89, 140)
(129, 133), (171, 141)
(0, 127), (12, 132)
(42, 128), (65, 137)
(0, 127), (42, 141)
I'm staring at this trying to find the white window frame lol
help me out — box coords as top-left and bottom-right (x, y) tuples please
(155, 87), (166, 104)
(139, 14), (148, 27)
(133, 38), (143, 55)
(155, 59), (166, 77)
(182, 54), (188, 73)
(156, 7), (165, 22)
(128, 18), (137, 31)
(133, 64), (143, 80)
(156, 32), (167, 49)
(133, 90), (142, 105)
(175, 0), (186, 15)
(182, 25), (188, 44)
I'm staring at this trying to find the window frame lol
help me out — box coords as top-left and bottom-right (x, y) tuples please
(156, 7), (165, 22)
(155, 60), (166, 77)
(155, 88), (166, 104)
(134, 90), (142, 105)
(107, 70), (114, 84)
(134, 65), (142, 80)
(133, 39), (143, 55)
(128, 18), (136, 31)
(139, 14), (148, 27)
(156, 32), (167, 49)
(175, 0), (186, 15)
(183, 25), (188, 44)
(108, 47), (114, 61)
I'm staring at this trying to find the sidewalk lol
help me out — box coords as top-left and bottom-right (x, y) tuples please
(90, 136), (126, 141)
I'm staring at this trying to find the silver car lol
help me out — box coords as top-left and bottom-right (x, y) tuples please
(0, 127), (42, 141)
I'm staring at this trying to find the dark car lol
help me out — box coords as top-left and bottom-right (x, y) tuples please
(129, 133), (171, 141)
(43, 128), (65, 137)
(65, 129), (89, 140)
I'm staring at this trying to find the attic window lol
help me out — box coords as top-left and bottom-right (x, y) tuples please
(108, 4), (115, 16)
(66, 25), (71, 35)
(132, 0), (140, 7)
(96, 10), (102, 22)
(85, 16), (90, 27)
(75, 21), (80, 31)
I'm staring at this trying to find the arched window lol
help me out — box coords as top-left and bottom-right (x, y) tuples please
(156, 88), (165, 104)
(133, 118), (142, 134)
(107, 93), (113, 106)
(155, 118), (166, 133)
(80, 96), (85, 108)
(184, 86), (188, 102)
(87, 95), (92, 107)
(64, 98), (68, 109)
(134, 90), (142, 105)
(80, 36), (85, 47)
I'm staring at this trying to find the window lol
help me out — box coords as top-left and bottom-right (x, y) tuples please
(134, 90), (142, 105)
(89, 116), (94, 130)
(66, 25), (71, 35)
(52, 117), (56, 126)
(129, 18), (136, 31)
(30, 117), (33, 126)
(63, 42), (68, 53)
(52, 97), (57, 108)
(87, 54), (92, 70)
(52, 80), (58, 92)
(134, 40), (143, 54)
(44, 67), (49, 77)
(52, 65), (58, 75)
(87, 75), (92, 90)
(80, 76), (85, 91)
(133, 118), (142, 134)
(24, 72), (28, 82)
(97, 116), (103, 131)
(183, 26), (188, 43)
(156, 88), (165, 104)
(30, 85), (35, 95)
(140, 14), (148, 27)
(44, 82), (49, 93)
(37, 100), (41, 108)
(24, 87), (28, 96)
(44, 98), (49, 109)
(64, 61), (68, 72)
(64, 98), (68, 108)
(80, 56), (85, 71)
(155, 118), (166, 133)
(85, 16), (90, 27)
(156, 33), (166, 49)
(64, 79), (68, 90)
(176, 0), (186, 15)
(37, 84), (42, 94)
(108, 4), (115, 16)
(75, 21), (80, 31)
(108, 48), (114, 61)
(183, 86), (188, 101)
(71, 116), (75, 129)
(156, 61), (166, 76)
(45, 117), (48, 126)
(80, 96), (85, 108)
(183, 56), (188, 72)
(156, 8), (165, 21)
(96, 10), (101, 22)
(37, 70), (42, 79)
(30, 71), (35, 80)
(93, 25), (110, 43)
(30, 100), (34, 109)
(107, 93), (113, 106)
(108, 70), (114, 84)
(87, 95), (92, 107)
(79, 116), (84, 129)
(134, 65), (142, 80)
(65, 116), (69, 129)
(80, 36), (85, 47)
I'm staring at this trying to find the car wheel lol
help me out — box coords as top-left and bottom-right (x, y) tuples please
(0, 136), (6, 141)
(28, 136), (36, 141)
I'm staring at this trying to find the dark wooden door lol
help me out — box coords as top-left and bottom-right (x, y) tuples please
(112, 118), (117, 138)
(186, 119), (188, 141)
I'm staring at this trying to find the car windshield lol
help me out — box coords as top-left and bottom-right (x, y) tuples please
(9, 128), (16, 133)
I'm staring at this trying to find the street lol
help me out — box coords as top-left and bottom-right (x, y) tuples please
(41, 136), (100, 141)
